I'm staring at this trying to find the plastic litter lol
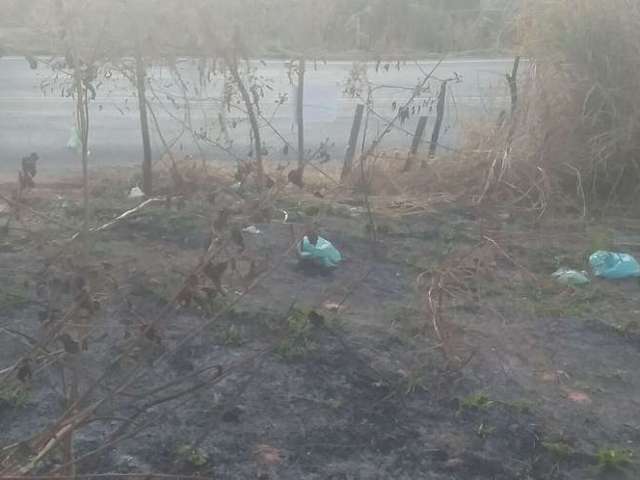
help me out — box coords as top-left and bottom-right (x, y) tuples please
(242, 225), (262, 235)
(128, 186), (144, 199)
(552, 268), (590, 286)
(589, 251), (640, 279)
(66, 127), (82, 154)
(298, 235), (342, 268)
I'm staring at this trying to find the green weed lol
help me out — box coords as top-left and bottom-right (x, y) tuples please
(596, 448), (633, 471)
(175, 444), (209, 467)
(0, 383), (30, 408)
(459, 393), (495, 412)
(403, 367), (428, 395)
(543, 441), (573, 461)
(476, 422), (496, 438)
(502, 399), (535, 414)
(221, 325), (243, 346)
(275, 309), (316, 361)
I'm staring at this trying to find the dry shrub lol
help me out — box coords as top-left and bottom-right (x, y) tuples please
(498, 0), (640, 212)
(404, 0), (640, 215)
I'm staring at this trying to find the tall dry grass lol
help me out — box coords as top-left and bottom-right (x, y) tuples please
(438, 0), (640, 215)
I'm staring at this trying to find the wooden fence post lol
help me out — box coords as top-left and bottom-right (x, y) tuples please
(404, 115), (428, 171)
(341, 104), (364, 180)
(428, 80), (448, 159)
(507, 56), (521, 118)
(296, 57), (306, 179)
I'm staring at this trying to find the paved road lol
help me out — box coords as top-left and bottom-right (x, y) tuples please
(0, 57), (516, 176)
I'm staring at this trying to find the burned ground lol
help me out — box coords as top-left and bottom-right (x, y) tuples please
(0, 173), (639, 479)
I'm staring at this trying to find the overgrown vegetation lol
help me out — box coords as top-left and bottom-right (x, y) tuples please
(0, 0), (639, 479)
(454, 0), (640, 215)
(596, 448), (633, 472)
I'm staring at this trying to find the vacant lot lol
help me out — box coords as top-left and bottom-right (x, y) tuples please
(0, 166), (638, 479)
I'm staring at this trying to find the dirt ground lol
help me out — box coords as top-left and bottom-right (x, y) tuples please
(0, 168), (639, 479)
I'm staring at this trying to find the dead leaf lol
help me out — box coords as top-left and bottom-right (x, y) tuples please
(567, 390), (591, 404)
(254, 444), (283, 466)
(323, 302), (342, 313)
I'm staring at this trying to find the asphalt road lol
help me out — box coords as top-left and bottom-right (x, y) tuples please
(0, 57), (516, 176)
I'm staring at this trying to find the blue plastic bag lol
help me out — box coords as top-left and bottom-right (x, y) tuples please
(589, 251), (640, 279)
(298, 236), (342, 268)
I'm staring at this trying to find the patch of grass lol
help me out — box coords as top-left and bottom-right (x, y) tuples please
(522, 282), (606, 319)
(385, 304), (423, 342)
(501, 399), (535, 414)
(459, 393), (495, 412)
(175, 444), (209, 467)
(275, 309), (316, 361)
(404, 253), (434, 273)
(543, 441), (573, 461)
(402, 366), (428, 395)
(323, 204), (354, 219)
(476, 422), (495, 438)
(221, 324), (243, 346)
(303, 205), (321, 217)
(0, 279), (30, 313)
(612, 319), (640, 338)
(0, 383), (30, 408)
(596, 448), (633, 471)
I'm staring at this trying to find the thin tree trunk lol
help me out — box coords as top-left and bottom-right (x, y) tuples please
(227, 55), (264, 190)
(74, 65), (90, 257)
(405, 115), (428, 171)
(429, 80), (447, 158)
(341, 104), (364, 180)
(296, 57), (305, 178)
(507, 56), (521, 118)
(136, 49), (153, 195)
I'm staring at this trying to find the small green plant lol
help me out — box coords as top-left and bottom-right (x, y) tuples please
(460, 393), (495, 412)
(596, 448), (633, 471)
(275, 309), (316, 361)
(0, 383), (31, 408)
(403, 367), (427, 395)
(502, 399), (535, 414)
(543, 441), (573, 461)
(612, 319), (640, 337)
(222, 324), (243, 346)
(176, 444), (209, 467)
(476, 422), (495, 438)
(303, 205), (321, 217)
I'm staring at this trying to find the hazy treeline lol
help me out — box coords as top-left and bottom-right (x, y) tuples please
(3, 0), (517, 56)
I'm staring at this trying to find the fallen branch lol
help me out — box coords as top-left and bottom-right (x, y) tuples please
(69, 197), (164, 241)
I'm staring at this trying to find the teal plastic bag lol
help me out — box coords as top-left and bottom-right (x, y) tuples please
(552, 268), (590, 286)
(298, 236), (342, 268)
(66, 127), (82, 155)
(589, 251), (640, 279)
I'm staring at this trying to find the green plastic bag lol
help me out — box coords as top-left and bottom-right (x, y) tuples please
(66, 127), (82, 155)
(589, 251), (640, 279)
(552, 268), (590, 286)
(298, 236), (342, 268)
